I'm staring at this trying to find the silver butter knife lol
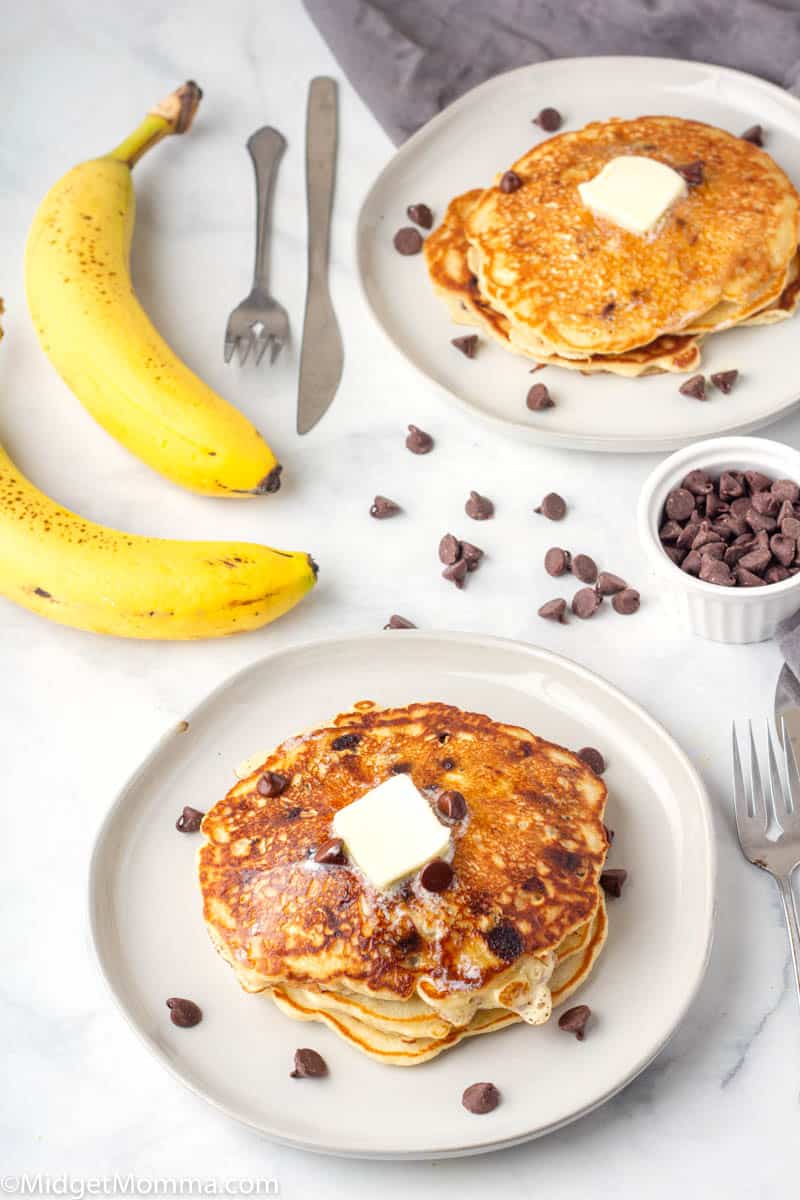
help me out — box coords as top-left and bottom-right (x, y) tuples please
(775, 663), (800, 756)
(297, 77), (343, 434)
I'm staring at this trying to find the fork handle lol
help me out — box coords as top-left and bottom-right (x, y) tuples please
(246, 126), (286, 294)
(775, 874), (800, 1011)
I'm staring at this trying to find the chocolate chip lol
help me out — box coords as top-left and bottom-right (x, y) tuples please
(406, 203), (433, 229)
(465, 490), (494, 520)
(736, 566), (765, 587)
(461, 542), (484, 571)
(443, 558), (468, 588)
(538, 597), (567, 622)
(521, 873), (546, 895)
(437, 790), (467, 820)
(603, 824), (615, 844)
(599, 868), (628, 898)
(577, 747), (605, 774)
(439, 533), (462, 565)
(782, 516), (800, 539)
(681, 550), (702, 575)
(257, 771), (288, 797)
(739, 545), (772, 574)
(527, 383), (554, 410)
(452, 334), (478, 358)
(558, 1004), (591, 1040)
(600, 300), (616, 318)
(710, 370), (738, 394)
(440, 757), (455, 771)
(485, 920), (523, 961)
(536, 492), (567, 521)
(462, 1082), (501, 1114)
(765, 564), (790, 583)
(745, 470), (772, 493)
(314, 837), (347, 865)
(332, 733), (360, 751)
(393, 227), (423, 255)
(406, 424), (434, 454)
(545, 547), (571, 576)
(751, 490), (779, 516)
(370, 495), (401, 519)
(665, 488), (695, 521)
(390, 762), (412, 775)
(699, 558), (735, 586)
(596, 571), (626, 596)
(572, 587), (601, 618)
(290, 1048), (328, 1078)
(677, 160), (704, 186)
(773, 479), (800, 503)
(740, 124), (764, 146)
(499, 170), (522, 193)
(572, 554), (598, 584)
(703, 542), (726, 562)
(682, 469), (714, 495)
(534, 107), (562, 131)
(746, 508), (776, 534)
(612, 588), (641, 613)
(679, 374), (706, 400)
(166, 997), (202, 1028)
(664, 546), (686, 565)
(384, 614), (416, 629)
(659, 519), (683, 543)
(771, 534), (796, 565)
(175, 806), (204, 832)
(419, 858), (454, 893)
(719, 472), (746, 500)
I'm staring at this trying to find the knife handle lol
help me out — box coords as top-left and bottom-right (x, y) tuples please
(305, 77), (337, 281)
(246, 126), (287, 294)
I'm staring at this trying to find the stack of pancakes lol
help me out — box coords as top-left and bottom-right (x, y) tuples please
(198, 701), (609, 1065)
(424, 116), (800, 377)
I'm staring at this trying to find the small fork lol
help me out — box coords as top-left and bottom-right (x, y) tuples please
(732, 718), (800, 1008)
(224, 126), (290, 367)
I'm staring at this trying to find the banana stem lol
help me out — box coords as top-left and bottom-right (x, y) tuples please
(108, 81), (203, 168)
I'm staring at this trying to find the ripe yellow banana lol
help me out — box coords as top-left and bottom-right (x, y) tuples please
(25, 82), (282, 498)
(0, 299), (316, 639)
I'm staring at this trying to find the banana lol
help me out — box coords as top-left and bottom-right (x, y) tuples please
(25, 82), (282, 498)
(0, 292), (316, 639)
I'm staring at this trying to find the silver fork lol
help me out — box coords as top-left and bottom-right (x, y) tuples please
(732, 718), (800, 1008)
(224, 126), (290, 366)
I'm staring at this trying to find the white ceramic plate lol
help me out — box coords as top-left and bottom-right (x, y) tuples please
(89, 632), (714, 1158)
(356, 57), (800, 453)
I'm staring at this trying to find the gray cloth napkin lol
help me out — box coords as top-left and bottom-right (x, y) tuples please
(303, 0), (800, 144)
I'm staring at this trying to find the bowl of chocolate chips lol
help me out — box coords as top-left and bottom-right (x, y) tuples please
(638, 436), (800, 643)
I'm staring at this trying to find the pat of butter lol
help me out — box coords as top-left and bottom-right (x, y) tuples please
(332, 774), (450, 890)
(578, 155), (687, 235)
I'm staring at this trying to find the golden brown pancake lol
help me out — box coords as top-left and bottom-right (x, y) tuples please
(199, 701), (609, 1053)
(465, 116), (800, 357)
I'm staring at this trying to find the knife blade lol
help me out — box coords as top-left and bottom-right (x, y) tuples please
(297, 77), (343, 434)
(775, 663), (800, 760)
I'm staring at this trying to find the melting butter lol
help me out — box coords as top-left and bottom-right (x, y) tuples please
(578, 155), (687, 236)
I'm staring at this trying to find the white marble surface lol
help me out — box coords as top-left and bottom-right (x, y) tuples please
(1, 2), (799, 1195)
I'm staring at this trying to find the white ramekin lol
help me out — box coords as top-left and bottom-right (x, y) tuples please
(638, 436), (800, 644)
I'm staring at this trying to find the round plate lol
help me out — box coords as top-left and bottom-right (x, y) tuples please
(89, 632), (714, 1158)
(356, 56), (800, 453)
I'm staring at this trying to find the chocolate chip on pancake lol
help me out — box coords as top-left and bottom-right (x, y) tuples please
(370, 495), (401, 519)
(393, 227), (423, 255)
(465, 490), (494, 520)
(290, 1048), (328, 1078)
(420, 858), (454, 892)
(677, 160), (704, 186)
(462, 1082), (501, 1114)
(176, 805), (204, 832)
(332, 733), (361, 751)
(679, 374), (707, 400)
(314, 838), (347, 865)
(406, 424), (434, 454)
(545, 547), (571, 576)
(534, 107), (562, 131)
(740, 124), (764, 146)
(406, 203), (433, 229)
(527, 382), (554, 410)
(390, 761), (412, 774)
(535, 492), (567, 521)
(437, 790), (467, 821)
(572, 554), (598, 584)
(600, 868), (628, 898)
(596, 571), (626, 596)
(499, 170), (522, 193)
(166, 997), (202, 1028)
(577, 747), (605, 775)
(452, 334), (478, 358)
(485, 919), (523, 961)
(612, 588), (641, 613)
(538, 597), (567, 622)
(384, 614), (416, 629)
(573, 587), (601, 618)
(710, 369), (739, 394)
(257, 771), (288, 797)
(558, 1004), (591, 1040)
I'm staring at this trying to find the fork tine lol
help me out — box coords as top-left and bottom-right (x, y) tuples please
(732, 723), (750, 836)
(253, 333), (271, 367)
(238, 332), (253, 366)
(269, 336), (284, 365)
(747, 720), (769, 829)
(224, 332), (237, 365)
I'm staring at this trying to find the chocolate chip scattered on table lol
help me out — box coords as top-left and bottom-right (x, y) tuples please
(600, 868), (628, 898)
(465, 491), (494, 520)
(393, 227), (423, 255)
(452, 334), (478, 358)
(535, 492), (567, 521)
(370, 494), (402, 519)
(405, 424), (434, 454)
(384, 614), (416, 629)
(290, 1048), (328, 1078)
(406, 202), (433, 229)
(175, 805), (204, 833)
(534, 107), (562, 132)
(527, 382), (554, 410)
(658, 467), (800, 586)
(558, 1004), (591, 1040)
(462, 1081), (501, 1114)
(166, 997), (202, 1028)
